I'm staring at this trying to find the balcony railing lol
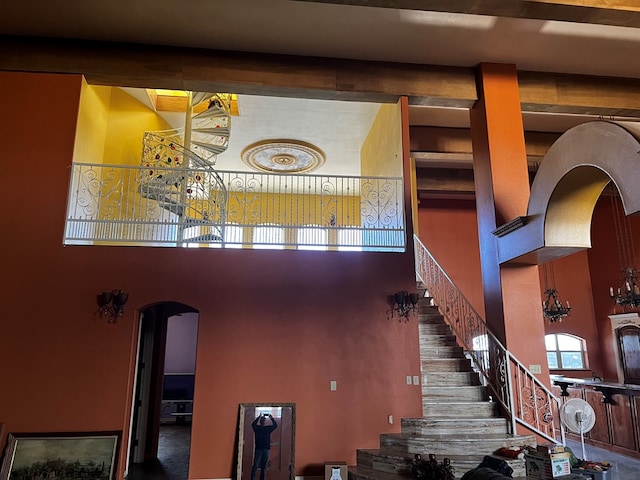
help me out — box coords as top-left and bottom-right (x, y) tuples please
(64, 163), (405, 251)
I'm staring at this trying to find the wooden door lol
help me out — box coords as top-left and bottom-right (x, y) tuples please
(619, 326), (640, 384)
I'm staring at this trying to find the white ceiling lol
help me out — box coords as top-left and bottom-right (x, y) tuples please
(7, 0), (640, 168)
(122, 88), (382, 176)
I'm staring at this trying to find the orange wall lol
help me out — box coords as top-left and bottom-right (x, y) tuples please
(539, 250), (601, 379)
(0, 72), (422, 479)
(417, 199), (485, 317)
(588, 195), (640, 381)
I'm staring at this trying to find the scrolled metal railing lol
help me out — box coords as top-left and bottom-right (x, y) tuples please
(413, 235), (563, 444)
(64, 163), (405, 251)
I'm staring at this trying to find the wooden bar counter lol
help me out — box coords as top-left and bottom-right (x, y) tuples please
(551, 375), (640, 459)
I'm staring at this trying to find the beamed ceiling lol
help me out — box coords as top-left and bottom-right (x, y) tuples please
(2, 0), (640, 197)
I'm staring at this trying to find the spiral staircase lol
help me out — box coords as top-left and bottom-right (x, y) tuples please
(138, 92), (231, 244)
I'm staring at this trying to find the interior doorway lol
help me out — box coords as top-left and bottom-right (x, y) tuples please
(127, 302), (199, 480)
(618, 325), (640, 384)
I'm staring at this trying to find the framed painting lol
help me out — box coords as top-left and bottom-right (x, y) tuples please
(0, 431), (121, 480)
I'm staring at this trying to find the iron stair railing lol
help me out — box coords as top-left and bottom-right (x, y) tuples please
(413, 235), (564, 445)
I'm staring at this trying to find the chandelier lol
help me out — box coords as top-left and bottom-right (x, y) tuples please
(542, 262), (570, 323)
(608, 184), (640, 311)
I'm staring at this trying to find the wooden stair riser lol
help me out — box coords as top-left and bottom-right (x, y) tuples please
(420, 345), (465, 358)
(421, 385), (487, 401)
(418, 316), (445, 325)
(356, 450), (411, 475)
(354, 451), (527, 478)
(421, 358), (473, 372)
(418, 324), (452, 335)
(422, 371), (481, 386)
(422, 401), (497, 417)
(380, 433), (537, 457)
(401, 417), (510, 436)
(419, 335), (458, 346)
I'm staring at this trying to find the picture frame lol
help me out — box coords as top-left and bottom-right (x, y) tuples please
(0, 431), (121, 480)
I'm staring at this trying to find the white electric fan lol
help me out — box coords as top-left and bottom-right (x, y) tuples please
(559, 398), (596, 460)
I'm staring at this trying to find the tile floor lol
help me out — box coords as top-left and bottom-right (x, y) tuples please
(565, 439), (640, 480)
(127, 424), (191, 480)
(127, 426), (640, 480)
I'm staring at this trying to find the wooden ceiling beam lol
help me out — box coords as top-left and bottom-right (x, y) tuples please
(3, 36), (640, 117)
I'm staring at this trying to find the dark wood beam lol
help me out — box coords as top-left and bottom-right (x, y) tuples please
(0, 35), (476, 107)
(3, 36), (640, 117)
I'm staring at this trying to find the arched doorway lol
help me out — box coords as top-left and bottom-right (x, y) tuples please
(618, 325), (640, 384)
(128, 301), (199, 480)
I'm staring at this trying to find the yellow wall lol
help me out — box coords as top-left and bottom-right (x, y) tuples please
(225, 191), (361, 227)
(103, 88), (172, 165)
(73, 82), (172, 166)
(72, 80), (111, 165)
(360, 101), (402, 177)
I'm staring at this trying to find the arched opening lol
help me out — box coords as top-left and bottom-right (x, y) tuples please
(497, 120), (640, 265)
(127, 301), (199, 480)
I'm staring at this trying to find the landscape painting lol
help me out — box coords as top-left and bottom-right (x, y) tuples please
(0, 432), (120, 480)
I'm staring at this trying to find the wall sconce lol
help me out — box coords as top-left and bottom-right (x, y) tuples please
(97, 290), (129, 323)
(387, 291), (419, 321)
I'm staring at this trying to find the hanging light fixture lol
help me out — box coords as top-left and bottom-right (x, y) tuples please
(608, 184), (640, 311)
(386, 291), (420, 321)
(542, 261), (571, 323)
(97, 289), (129, 323)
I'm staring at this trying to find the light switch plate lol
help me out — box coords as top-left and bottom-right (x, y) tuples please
(330, 380), (337, 391)
(529, 364), (542, 374)
(406, 375), (412, 385)
(413, 375), (420, 385)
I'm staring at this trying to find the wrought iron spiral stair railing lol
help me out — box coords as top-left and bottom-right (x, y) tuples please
(138, 93), (230, 244)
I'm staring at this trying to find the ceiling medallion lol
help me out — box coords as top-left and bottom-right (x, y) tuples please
(241, 139), (326, 174)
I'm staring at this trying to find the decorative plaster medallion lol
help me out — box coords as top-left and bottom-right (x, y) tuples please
(241, 139), (326, 173)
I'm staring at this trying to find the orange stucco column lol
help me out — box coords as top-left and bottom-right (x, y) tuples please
(470, 64), (550, 376)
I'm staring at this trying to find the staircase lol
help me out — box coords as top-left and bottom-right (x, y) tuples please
(349, 294), (537, 480)
(138, 92), (231, 244)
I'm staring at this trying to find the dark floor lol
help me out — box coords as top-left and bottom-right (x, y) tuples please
(128, 424), (191, 480)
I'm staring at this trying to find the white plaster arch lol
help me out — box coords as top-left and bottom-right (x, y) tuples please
(498, 121), (640, 265)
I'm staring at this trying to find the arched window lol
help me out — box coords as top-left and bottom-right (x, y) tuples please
(545, 333), (587, 369)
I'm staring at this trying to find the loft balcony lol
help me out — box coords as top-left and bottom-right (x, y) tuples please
(64, 163), (405, 252)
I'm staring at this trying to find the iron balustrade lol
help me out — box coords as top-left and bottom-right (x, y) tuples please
(64, 162), (405, 251)
(413, 235), (564, 444)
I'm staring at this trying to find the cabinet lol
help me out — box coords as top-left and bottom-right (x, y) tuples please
(161, 400), (193, 424)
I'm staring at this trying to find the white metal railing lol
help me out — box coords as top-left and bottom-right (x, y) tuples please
(414, 235), (564, 444)
(64, 163), (405, 251)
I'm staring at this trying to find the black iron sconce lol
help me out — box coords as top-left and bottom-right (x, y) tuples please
(387, 291), (419, 321)
(97, 289), (129, 323)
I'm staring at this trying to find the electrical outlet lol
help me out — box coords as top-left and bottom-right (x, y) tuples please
(529, 364), (542, 374)
(388, 415), (394, 424)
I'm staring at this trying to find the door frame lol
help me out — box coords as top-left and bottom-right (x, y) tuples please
(609, 313), (640, 383)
